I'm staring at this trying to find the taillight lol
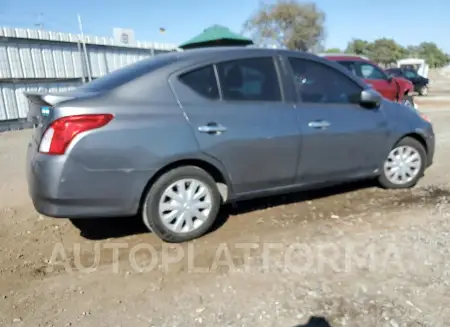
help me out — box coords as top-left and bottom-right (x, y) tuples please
(39, 114), (114, 155)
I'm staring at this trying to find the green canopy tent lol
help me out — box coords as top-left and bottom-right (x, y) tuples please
(179, 25), (253, 50)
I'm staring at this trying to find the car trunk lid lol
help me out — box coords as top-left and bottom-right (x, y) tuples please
(25, 90), (96, 144)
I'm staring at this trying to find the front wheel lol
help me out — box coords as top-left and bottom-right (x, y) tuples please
(378, 137), (427, 189)
(418, 85), (428, 96)
(142, 166), (221, 243)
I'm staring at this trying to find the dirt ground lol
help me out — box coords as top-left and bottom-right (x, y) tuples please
(1, 92), (450, 327)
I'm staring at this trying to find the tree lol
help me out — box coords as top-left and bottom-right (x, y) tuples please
(405, 45), (420, 58)
(345, 39), (372, 56)
(324, 47), (341, 53)
(242, 0), (326, 51)
(344, 38), (450, 68)
(369, 38), (405, 66)
(415, 42), (450, 68)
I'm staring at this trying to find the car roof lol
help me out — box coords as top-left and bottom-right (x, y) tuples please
(164, 46), (322, 61)
(317, 53), (370, 61)
(164, 46), (368, 87)
(78, 46), (370, 97)
(127, 46), (349, 75)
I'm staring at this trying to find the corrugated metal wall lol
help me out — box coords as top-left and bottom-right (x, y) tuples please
(0, 26), (177, 122)
(0, 40), (170, 80)
(0, 81), (82, 121)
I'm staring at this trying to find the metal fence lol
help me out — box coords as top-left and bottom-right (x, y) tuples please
(0, 81), (82, 121)
(0, 26), (177, 122)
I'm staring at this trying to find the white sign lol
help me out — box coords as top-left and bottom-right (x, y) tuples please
(113, 28), (136, 45)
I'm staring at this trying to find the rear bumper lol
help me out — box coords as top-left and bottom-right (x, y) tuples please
(26, 141), (154, 219)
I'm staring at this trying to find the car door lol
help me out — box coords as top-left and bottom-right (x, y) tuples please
(357, 62), (397, 101)
(285, 56), (390, 183)
(170, 56), (301, 195)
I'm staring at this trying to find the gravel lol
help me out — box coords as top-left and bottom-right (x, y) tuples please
(1, 106), (450, 326)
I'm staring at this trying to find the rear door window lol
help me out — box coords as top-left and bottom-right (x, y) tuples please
(336, 61), (358, 76)
(179, 65), (219, 100)
(216, 57), (282, 102)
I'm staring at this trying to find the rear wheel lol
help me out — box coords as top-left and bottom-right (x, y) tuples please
(142, 166), (221, 243)
(418, 85), (428, 96)
(378, 137), (426, 189)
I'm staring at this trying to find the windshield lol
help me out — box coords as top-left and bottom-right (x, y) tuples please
(76, 52), (180, 92)
(404, 69), (419, 79)
(386, 69), (402, 77)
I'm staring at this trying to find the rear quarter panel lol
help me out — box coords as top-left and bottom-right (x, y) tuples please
(56, 101), (200, 211)
(56, 63), (207, 175)
(67, 103), (197, 171)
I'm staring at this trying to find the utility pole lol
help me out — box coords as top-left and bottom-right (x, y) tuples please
(77, 14), (92, 82)
(77, 39), (87, 84)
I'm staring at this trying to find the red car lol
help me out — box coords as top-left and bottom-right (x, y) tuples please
(319, 54), (415, 107)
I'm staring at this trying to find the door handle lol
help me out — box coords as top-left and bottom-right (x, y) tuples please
(198, 123), (227, 134)
(308, 120), (330, 129)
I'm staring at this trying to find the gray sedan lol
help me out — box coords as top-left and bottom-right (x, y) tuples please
(26, 47), (435, 243)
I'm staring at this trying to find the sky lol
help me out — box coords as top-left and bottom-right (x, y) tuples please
(0, 0), (449, 52)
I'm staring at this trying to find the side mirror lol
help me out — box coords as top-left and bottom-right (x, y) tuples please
(386, 74), (393, 82)
(359, 89), (382, 109)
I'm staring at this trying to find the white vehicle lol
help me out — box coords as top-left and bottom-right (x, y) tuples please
(397, 58), (429, 78)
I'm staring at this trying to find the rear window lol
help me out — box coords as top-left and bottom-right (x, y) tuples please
(77, 53), (179, 92)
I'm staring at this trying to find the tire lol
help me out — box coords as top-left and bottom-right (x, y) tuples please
(142, 166), (221, 243)
(418, 85), (428, 96)
(378, 137), (427, 189)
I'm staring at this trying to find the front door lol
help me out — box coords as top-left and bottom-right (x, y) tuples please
(171, 57), (301, 194)
(286, 56), (390, 183)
